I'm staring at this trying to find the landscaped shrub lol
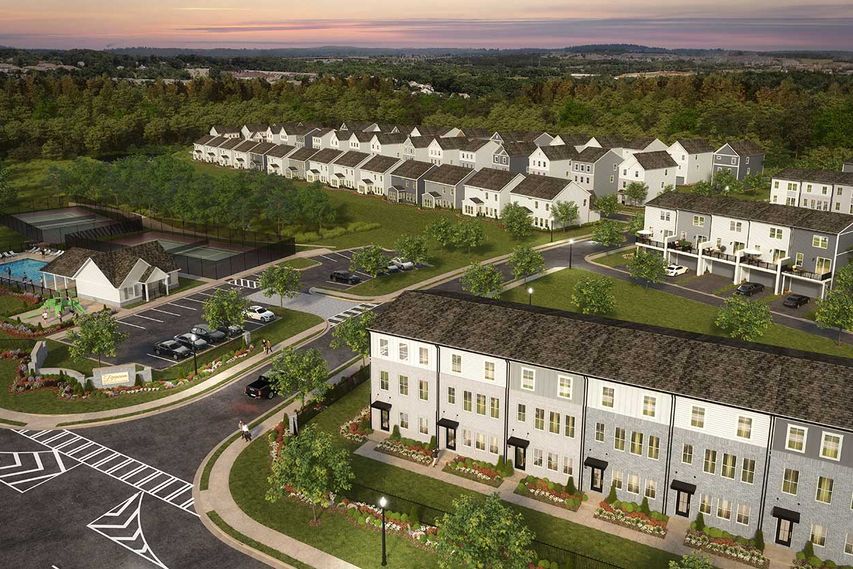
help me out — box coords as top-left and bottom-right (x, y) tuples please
(753, 529), (764, 551)
(84, 379), (95, 393)
(640, 496), (651, 516)
(695, 512), (705, 531)
(565, 476), (576, 495)
(605, 482), (617, 504)
(427, 435), (436, 450)
(390, 425), (401, 440)
(803, 541), (815, 559)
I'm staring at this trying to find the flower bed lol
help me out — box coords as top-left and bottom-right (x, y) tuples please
(514, 475), (586, 511)
(0, 318), (71, 338)
(375, 437), (432, 465)
(594, 501), (668, 538)
(685, 529), (768, 568)
(338, 407), (372, 443)
(339, 498), (438, 548)
(442, 456), (504, 487)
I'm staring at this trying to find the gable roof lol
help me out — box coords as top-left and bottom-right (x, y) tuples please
(204, 136), (227, 148)
(464, 168), (522, 191)
(333, 150), (370, 168)
(575, 146), (613, 164)
(218, 138), (242, 150)
(539, 145), (578, 161)
(43, 242), (179, 288)
(348, 131), (375, 143)
(720, 140), (764, 156)
(372, 290), (853, 430)
(282, 124), (316, 137)
(194, 134), (215, 145)
(310, 127), (334, 138)
(374, 133), (407, 145)
(360, 155), (400, 173)
(414, 125), (453, 137)
(432, 137), (468, 150)
(242, 123), (268, 133)
(424, 164), (474, 186)
(461, 139), (492, 152)
(554, 133), (591, 146)
(594, 135), (631, 148)
(211, 125), (240, 135)
(627, 136), (658, 150)
(773, 168), (853, 186)
(249, 141), (278, 155)
(391, 160), (434, 179)
(288, 147), (319, 162)
(674, 138), (714, 154)
(41, 247), (100, 278)
(647, 192), (853, 234)
(233, 140), (261, 153)
(499, 141), (537, 157)
(309, 148), (344, 164)
(634, 150), (677, 170)
(511, 175), (572, 200)
(462, 127), (492, 140)
(267, 144), (296, 158)
(406, 136), (434, 148)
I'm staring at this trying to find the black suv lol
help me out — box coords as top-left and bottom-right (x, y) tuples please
(190, 324), (227, 344)
(245, 375), (276, 399)
(782, 294), (810, 308)
(330, 270), (361, 285)
(153, 339), (191, 360)
(734, 282), (765, 296)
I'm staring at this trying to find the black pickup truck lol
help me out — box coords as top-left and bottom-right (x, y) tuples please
(245, 375), (276, 399)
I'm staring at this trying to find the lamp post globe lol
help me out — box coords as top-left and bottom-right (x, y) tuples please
(379, 496), (388, 566)
(527, 287), (534, 305)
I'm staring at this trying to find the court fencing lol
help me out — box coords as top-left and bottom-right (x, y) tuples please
(0, 274), (77, 298)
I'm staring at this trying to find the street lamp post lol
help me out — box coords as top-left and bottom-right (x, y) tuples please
(379, 496), (388, 566)
(192, 345), (198, 376)
(569, 239), (575, 270)
(527, 286), (534, 306)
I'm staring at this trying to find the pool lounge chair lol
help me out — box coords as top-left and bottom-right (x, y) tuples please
(27, 246), (38, 253)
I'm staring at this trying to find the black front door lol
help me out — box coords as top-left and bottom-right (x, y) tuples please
(379, 409), (389, 432)
(446, 427), (456, 450)
(675, 491), (691, 517)
(775, 518), (794, 547)
(514, 446), (526, 471)
(590, 467), (604, 492)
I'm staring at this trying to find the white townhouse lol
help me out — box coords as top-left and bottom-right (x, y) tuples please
(403, 136), (434, 162)
(618, 150), (678, 202)
(509, 175), (597, 230)
(461, 168), (525, 219)
(306, 149), (344, 184)
(240, 124), (268, 141)
(668, 138), (715, 185)
(231, 140), (262, 170)
(410, 125), (462, 138)
(329, 151), (371, 189)
(459, 139), (502, 171)
(209, 125), (240, 138)
(586, 135), (632, 158)
(264, 124), (285, 143)
(265, 144), (297, 176)
(550, 133), (593, 151)
(370, 133), (407, 159)
(215, 137), (242, 167)
(427, 137), (467, 166)
(346, 131), (374, 153)
(770, 169), (853, 215)
(327, 130), (348, 151)
(193, 135), (215, 162)
(357, 155), (402, 195)
(369, 290), (853, 566)
(200, 135), (226, 163)
(310, 127), (336, 150)
(528, 144), (577, 179)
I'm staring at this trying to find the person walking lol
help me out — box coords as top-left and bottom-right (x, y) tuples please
(242, 421), (252, 442)
(238, 420), (247, 441)
(431, 447), (439, 468)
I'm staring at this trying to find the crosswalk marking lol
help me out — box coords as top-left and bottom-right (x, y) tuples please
(328, 302), (379, 328)
(228, 277), (259, 289)
(0, 449), (79, 493)
(16, 430), (197, 517)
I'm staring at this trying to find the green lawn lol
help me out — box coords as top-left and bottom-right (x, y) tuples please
(592, 249), (635, 268)
(502, 269), (853, 359)
(230, 379), (677, 569)
(281, 257), (320, 270)
(0, 226), (27, 251)
(0, 293), (33, 317)
(169, 276), (207, 295)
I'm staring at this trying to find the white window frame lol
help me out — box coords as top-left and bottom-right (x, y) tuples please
(419, 347), (429, 366)
(399, 343), (409, 361)
(786, 425), (807, 453)
(451, 353), (462, 373)
(691, 406), (705, 428)
(379, 338), (389, 357)
(736, 416), (752, 439)
(601, 386), (615, 408)
(781, 468), (799, 496)
(521, 368), (535, 391)
(736, 504), (750, 526)
(612, 470), (623, 490)
(484, 361), (495, 381)
(811, 524), (827, 547)
(820, 432), (842, 461)
(642, 395), (656, 417)
(815, 476), (833, 505)
(557, 375), (573, 399)
(682, 444), (693, 465)
(627, 473), (640, 494)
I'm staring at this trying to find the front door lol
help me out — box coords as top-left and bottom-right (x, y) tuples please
(590, 468), (604, 492)
(775, 518), (794, 547)
(514, 446), (526, 471)
(675, 491), (691, 517)
(445, 428), (456, 451)
(379, 409), (389, 432)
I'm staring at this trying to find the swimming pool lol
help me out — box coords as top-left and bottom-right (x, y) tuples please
(0, 258), (48, 283)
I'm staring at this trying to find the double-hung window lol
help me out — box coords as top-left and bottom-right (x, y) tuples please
(534, 408), (545, 430)
(398, 375), (409, 396)
(614, 427), (626, 451)
(548, 412), (560, 434)
(476, 394), (486, 415)
(490, 397), (500, 419)
(418, 380), (428, 401)
(647, 436), (660, 460)
(703, 449), (717, 474)
(630, 432), (644, 455)
(564, 416), (575, 438)
(463, 391), (472, 412)
(557, 375), (572, 399)
(721, 454), (736, 479)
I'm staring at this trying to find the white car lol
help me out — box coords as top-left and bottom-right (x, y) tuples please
(391, 257), (415, 270)
(245, 305), (275, 322)
(665, 264), (689, 277)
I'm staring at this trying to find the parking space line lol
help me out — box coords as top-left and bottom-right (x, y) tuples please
(133, 314), (163, 323)
(333, 252), (351, 260)
(118, 320), (145, 329)
(179, 497), (194, 509)
(167, 303), (197, 311)
(354, 271), (372, 278)
(149, 308), (180, 317)
(181, 297), (206, 304)
(325, 280), (353, 287)
(146, 352), (179, 364)
(195, 291), (215, 297)
(319, 254), (337, 262)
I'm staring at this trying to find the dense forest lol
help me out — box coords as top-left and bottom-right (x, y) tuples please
(1, 71), (851, 169)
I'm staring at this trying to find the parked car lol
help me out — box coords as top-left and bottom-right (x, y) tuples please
(153, 339), (191, 360)
(190, 324), (227, 344)
(391, 257), (415, 271)
(245, 305), (275, 322)
(245, 375), (276, 399)
(665, 264), (688, 277)
(782, 294), (810, 309)
(734, 282), (765, 296)
(217, 324), (244, 338)
(384, 262), (400, 274)
(329, 270), (361, 285)
(173, 333), (209, 351)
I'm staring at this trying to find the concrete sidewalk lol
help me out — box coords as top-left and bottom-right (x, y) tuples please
(195, 362), (365, 569)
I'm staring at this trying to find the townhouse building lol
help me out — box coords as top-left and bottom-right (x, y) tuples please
(843, 159), (853, 174)
(509, 175), (596, 230)
(357, 155), (402, 195)
(492, 141), (537, 173)
(640, 192), (853, 299)
(283, 147), (319, 180)
(370, 133), (407, 159)
(403, 136), (434, 162)
(306, 149), (344, 184)
(550, 133), (593, 150)
(327, 130), (348, 151)
(388, 160), (435, 206)
(369, 290), (853, 565)
(329, 150), (371, 189)
(285, 125), (320, 149)
(528, 145), (577, 179)
(586, 135), (632, 158)
(459, 139), (502, 170)
(208, 125), (240, 138)
(310, 127), (336, 150)
(770, 169), (853, 215)
(265, 144), (296, 176)
(264, 124), (284, 143)
(231, 140), (262, 170)
(410, 125), (460, 138)
(247, 141), (278, 171)
(199, 135), (226, 163)
(461, 168), (525, 219)
(618, 150), (678, 202)
(713, 140), (765, 181)
(215, 137), (242, 167)
(193, 135), (215, 162)
(422, 164), (476, 209)
(240, 124), (268, 141)
(346, 131), (374, 153)
(668, 139), (715, 185)
(428, 137), (467, 166)
(571, 147), (622, 197)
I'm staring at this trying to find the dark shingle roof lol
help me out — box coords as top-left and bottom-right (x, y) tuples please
(333, 150), (370, 167)
(372, 291), (853, 430)
(433, 137), (468, 150)
(374, 133), (407, 145)
(288, 147), (319, 162)
(634, 150), (677, 170)
(233, 140), (260, 153)
(539, 145), (578, 161)
(309, 149), (344, 164)
(424, 164), (474, 186)
(218, 138), (242, 150)
(511, 175), (571, 200)
(242, 123), (268, 133)
(360, 155), (400, 173)
(194, 134), (215, 145)
(555, 133), (591, 146)
(42, 242), (179, 288)
(461, 139), (491, 152)
(249, 142), (278, 155)
(406, 136), (434, 148)
(627, 137), (658, 150)
(267, 144), (295, 158)
(464, 168), (521, 191)
(721, 140), (764, 156)
(211, 125), (239, 134)
(310, 127), (334, 137)
(462, 127), (492, 140)
(348, 131), (374, 143)
(594, 135), (631, 148)
(774, 168), (853, 186)
(499, 141), (537, 157)
(391, 160), (434, 179)
(204, 136), (227, 148)
(647, 193), (853, 234)
(415, 125), (453, 137)
(284, 125), (317, 136)
(575, 147), (612, 163)
(41, 247), (99, 278)
(675, 138), (714, 154)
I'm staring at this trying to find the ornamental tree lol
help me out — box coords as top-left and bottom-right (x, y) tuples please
(714, 296), (772, 341)
(595, 194), (619, 218)
(551, 200), (579, 230)
(592, 219), (625, 248)
(330, 310), (376, 367)
(258, 264), (301, 307)
(500, 202), (533, 240)
(624, 181), (648, 205)
(267, 347), (329, 412)
(572, 275), (615, 315)
(394, 234), (430, 265)
(626, 249), (667, 287)
(427, 218), (456, 249)
(349, 244), (386, 278)
(453, 222), (485, 252)
(508, 244), (545, 282)
(67, 309), (128, 367)
(460, 262), (504, 299)
(203, 288), (248, 328)
(815, 287), (853, 344)
(435, 493), (534, 569)
(266, 425), (354, 525)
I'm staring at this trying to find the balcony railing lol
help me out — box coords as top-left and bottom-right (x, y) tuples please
(703, 249), (739, 263)
(740, 256), (782, 271)
(782, 267), (833, 281)
(635, 235), (665, 248)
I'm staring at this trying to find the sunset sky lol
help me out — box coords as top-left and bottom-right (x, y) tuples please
(1, 1), (851, 51)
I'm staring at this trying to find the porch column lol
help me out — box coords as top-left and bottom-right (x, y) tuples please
(144, 283), (149, 302)
(696, 241), (709, 276)
(734, 252), (743, 284)
(164, 277), (170, 296)
(774, 257), (788, 295)
(663, 235), (678, 265)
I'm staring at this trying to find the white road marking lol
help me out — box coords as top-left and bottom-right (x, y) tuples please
(149, 308), (180, 317)
(195, 291), (215, 297)
(88, 492), (168, 569)
(354, 270), (372, 278)
(132, 314), (163, 323)
(118, 321), (145, 330)
(181, 297), (206, 304)
(0, 449), (79, 493)
(319, 255), (337, 262)
(166, 303), (196, 311)
(328, 302), (380, 327)
(145, 353), (179, 364)
(333, 252), (351, 260)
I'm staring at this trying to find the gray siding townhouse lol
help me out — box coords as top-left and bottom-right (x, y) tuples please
(422, 164), (476, 209)
(403, 136), (434, 162)
(770, 169), (853, 215)
(358, 155), (402, 195)
(388, 160), (435, 205)
(459, 139), (501, 170)
(368, 290), (853, 565)
(640, 192), (853, 299)
(306, 148), (344, 184)
(571, 147), (622, 197)
(492, 141), (537, 173)
(247, 141), (278, 171)
(284, 147), (319, 180)
(713, 140), (765, 181)
(329, 150), (370, 189)
(265, 144), (296, 176)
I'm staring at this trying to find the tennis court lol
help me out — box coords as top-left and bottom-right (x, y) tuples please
(11, 207), (115, 243)
(157, 238), (238, 261)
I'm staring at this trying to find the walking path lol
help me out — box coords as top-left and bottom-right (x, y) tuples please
(195, 361), (365, 569)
